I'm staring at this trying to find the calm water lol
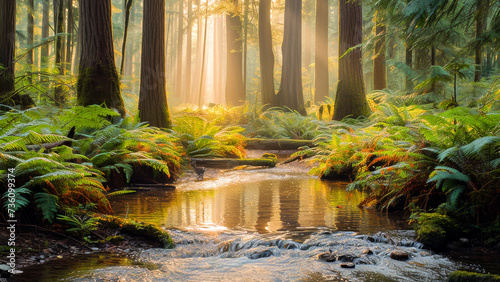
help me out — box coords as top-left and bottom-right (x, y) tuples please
(14, 164), (464, 281)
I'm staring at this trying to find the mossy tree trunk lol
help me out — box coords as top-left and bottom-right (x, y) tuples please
(315, 0), (329, 103)
(225, 0), (246, 106)
(277, 0), (306, 115)
(373, 17), (387, 91)
(259, 0), (277, 107)
(333, 0), (370, 120)
(77, 0), (125, 117)
(138, 0), (171, 128)
(0, 0), (21, 107)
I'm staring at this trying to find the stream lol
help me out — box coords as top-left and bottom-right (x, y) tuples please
(12, 158), (481, 281)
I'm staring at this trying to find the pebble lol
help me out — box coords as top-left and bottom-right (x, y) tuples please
(362, 249), (373, 255)
(390, 250), (409, 261)
(91, 247), (99, 251)
(318, 252), (336, 262)
(340, 263), (355, 268)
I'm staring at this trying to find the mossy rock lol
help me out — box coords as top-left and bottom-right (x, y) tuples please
(448, 270), (500, 282)
(416, 213), (460, 250)
(98, 216), (175, 248)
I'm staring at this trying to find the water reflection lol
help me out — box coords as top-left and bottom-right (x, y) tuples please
(110, 168), (407, 234)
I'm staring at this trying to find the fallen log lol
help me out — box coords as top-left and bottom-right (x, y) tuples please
(190, 157), (277, 169)
(245, 138), (315, 150)
(26, 126), (75, 151)
(129, 183), (176, 190)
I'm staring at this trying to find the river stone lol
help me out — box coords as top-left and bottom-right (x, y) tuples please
(318, 252), (336, 262)
(366, 236), (375, 242)
(340, 263), (355, 268)
(248, 249), (273, 260)
(0, 265), (10, 271)
(362, 249), (373, 255)
(390, 250), (409, 261)
(338, 254), (358, 262)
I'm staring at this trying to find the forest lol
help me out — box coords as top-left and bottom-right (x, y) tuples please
(1, 0), (500, 280)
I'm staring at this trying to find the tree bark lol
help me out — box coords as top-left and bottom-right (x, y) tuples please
(315, 0), (329, 102)
(259, 0), (276, 106)
(139, 0), (171, 128)
(277, 0), (306, 115)
(185, 0), (193, 103)
(66, 0), (74, 74)
(27, 0), (35, 83)
(373, 19), (387, 90)
(225, 0), (246, 106)
(77, 0), (125, 116)
(0, 0), (20, 106)
(41, 0), (50, 69)
(474, 0), (488, 82)
(54, 0), (66, 106)
(120, 0), (133, 76)
(175, 0), (184, 99)
(333, 0), (370, 120)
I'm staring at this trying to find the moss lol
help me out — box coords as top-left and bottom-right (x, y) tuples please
(106, 235), (125, 245)
(448, 271), (500, 282)
(415, 212), (460, 250)
(97, 216), (175, 249)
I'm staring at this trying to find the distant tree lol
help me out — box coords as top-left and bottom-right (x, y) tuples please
(333, 0), (370, 120)
(277, 0), (306, 115)
(225, 0), (246, 106)
(373, 16), (387, 90)
(27, 0), (35, 83)
(41, 0), (50, 68)
(0, 0), (21, 107)
(175, 0), (184, 99)
(474, 0), (489, 82)
(66, 0), (74, 74)
(259, 0), (277, 106)
(315, 0), (329, 103)
(139, 0), (171, 128)
(54, 0), (66, 106)
(185, 0), (193, 103)
(77, 0), (125, 116)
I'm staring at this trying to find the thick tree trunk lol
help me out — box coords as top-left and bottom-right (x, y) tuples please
(175, 0), (184, 99)
(54, 0), (66, 106)
(225, 0), (246, 106)
(77, 0), (125, 116)
(315, 0), (329, 103)
(303, 0), (314, 69)
(41, 0), (50, 69)
(185, 0), (193, 103)
(474, 0), (488, 82)
(27, 0), (35, 83)
(139, 0), (171, 128)
(243, 0), (248, 91)
(0, 0), (20, 106)
(259, 0), (276, 106)
(373, 20), (387, 90)
(277, 0), (306, 115)
(124, 3), (135, 78)
(333, 0), (370, 120)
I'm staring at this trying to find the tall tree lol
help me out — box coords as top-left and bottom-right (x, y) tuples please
(315, 0), (329, 103)
(27, 0), (35, 83)
(66, 0), (74, 73)
(139, 0), (171, 128)
(277, 0), (306, 115)
(77, 0), (125, 116)
(259, 0), (276, 106)
(175, 0), (184, 99)
(474, 0), (489, 82)
(225, 0), (246, 106)
(373, 16), (387, 90)
(185, 0), (193, 103)
(333, 0), (370, 120)
(41, 0), (50, 68)
(0, 0), (20, 106)
(54, 0), (66, 105)
(120, 0), (133, 76)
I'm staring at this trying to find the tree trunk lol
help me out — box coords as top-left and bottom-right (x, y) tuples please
(303, 0), (314, 69)
(77, 0), (125, 116)
(277, 0), (306, 115)
(259, 0), (276, 106)
(175, 0), (184, 99)
(27, 0), (35, 83)
(243, 0), (249, 92)
(474, 0), (488, 82)
(66, 0), (74, 74)
(373, 19), (386, 90)
(54, 0), (66, 106)
(0, 0), (20, 106)
(120, 0), (133, 76)
(333, 0), (369, 120)
(198, 5), (209, 106)
(185, 0), (193, 103)
(315, 0), (329, 102)
(124, 2), (135, 78)
(405, 44), (413, 92)
(41, 0), (50, 69)
(225, 0), (246, 106)
(139, 0), (171, 128)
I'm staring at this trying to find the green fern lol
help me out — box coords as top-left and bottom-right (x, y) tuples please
(34, 192), (59, 223)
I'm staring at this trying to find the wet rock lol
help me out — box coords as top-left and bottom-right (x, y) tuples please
(248, 249), (273, 260)
(390, 250), (409, 261)
(0, 265), (10, 272)
(91, 247), (99, 251)
(459, 238), (470, 246)
(56, 243), (69, 249)
(283, 243), (297, 250)
(319, 231), (332, 235)
(362, 249), (373, 255)
(317, 252), (336, 262)
(338, 254), (358, 262)
(354, 257), (371, 265)
(340, 263), (355, 268)
(39, 255), (45, 259)
(366, 236), (375, 242)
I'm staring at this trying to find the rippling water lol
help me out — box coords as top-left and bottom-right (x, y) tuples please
(15, 164), (463, 281)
